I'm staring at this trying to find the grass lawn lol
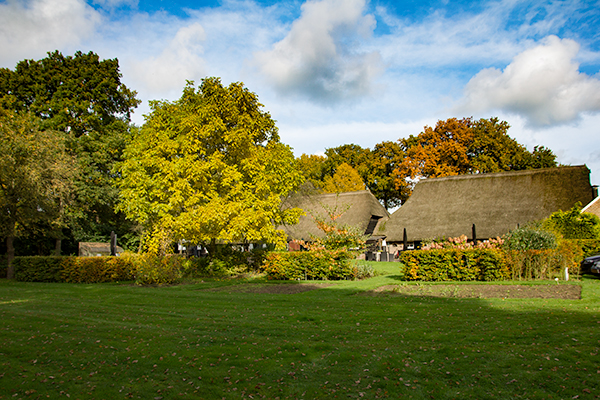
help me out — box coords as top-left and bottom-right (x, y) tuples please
(1, 261), (599, 399)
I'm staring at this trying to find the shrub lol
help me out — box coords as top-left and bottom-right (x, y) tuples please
(353, 263), (376, 279)
(571, 239), (600, 258)
(131, 254), (184, 285)
(502, 226), (557, 250)
(261, 250), (356, 280)
(544, 204), (600, 239)
(503, 246), (577, 280)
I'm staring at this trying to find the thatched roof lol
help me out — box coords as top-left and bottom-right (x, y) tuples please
(582, 196), (600, 218)
(378, 165), (594, 243)
(280, 190), (390, 241)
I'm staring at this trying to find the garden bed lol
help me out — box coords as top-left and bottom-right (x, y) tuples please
(369, 283), (581, 299)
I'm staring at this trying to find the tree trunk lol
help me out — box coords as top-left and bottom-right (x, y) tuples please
(6, 236), (15, 279)
(55, 238), (62, 256)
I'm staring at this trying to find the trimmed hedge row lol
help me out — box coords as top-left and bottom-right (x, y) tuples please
(400, 249), (509, 281)
(261, 250), (356, 280)
(399, 244), (583, 282)
(13, 256), (135, 283)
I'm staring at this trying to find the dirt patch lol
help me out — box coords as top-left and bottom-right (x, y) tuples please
(367, 284), (581, 299)
(203, 283), (335, 294)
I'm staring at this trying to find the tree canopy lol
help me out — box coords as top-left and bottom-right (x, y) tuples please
(393, 117), (557, 198)
(322, 163), (366, 193)
(117, 78), (304, 253)
(0, 108), (76, 277)
(0, 51), (140, 248)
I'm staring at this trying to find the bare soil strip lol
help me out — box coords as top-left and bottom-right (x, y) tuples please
(368, 284), (581, 299)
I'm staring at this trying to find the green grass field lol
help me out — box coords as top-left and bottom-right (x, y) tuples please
(1, 262), (599, 399)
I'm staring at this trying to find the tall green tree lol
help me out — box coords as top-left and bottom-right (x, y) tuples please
(324, 144), (369, 177)
(0, 108), (76, 278)
(117, 78), (304, 254)
(363, 141), (407, 209)
(0, 51), (140, 248)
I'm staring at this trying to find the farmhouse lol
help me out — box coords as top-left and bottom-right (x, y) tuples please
(378, 165), (595, 247)
(279, 190), (390, 245)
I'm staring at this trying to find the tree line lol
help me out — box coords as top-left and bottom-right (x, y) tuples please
(297, 117), (556, 209)
(1, 51), (557, 274)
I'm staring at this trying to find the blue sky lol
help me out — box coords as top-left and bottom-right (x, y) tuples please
(2, 0), (600, 186)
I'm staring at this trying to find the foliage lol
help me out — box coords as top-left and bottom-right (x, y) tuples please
(571, 239), (600, 258)
(261, 250), (356, 280)
(61, 256), (134, 283)
(322, 162), (365, 193)
(0, 108), (76, 277)
(503, 246), (580, 280)
(352, 263), (376, 279)
(0, 50), (140, 247)
(543, 204), (600, 239)
(118, 78), (304, 253)
(297, 154), (327, 190)
(12, 255), (134, 283)
(362, 141), (407, 209)
(131, 254), (185, 285)
(393, 117), (557, 198)
(323, 144), (369, 177)
(402, 239), (583, 282)
(502, 226), (558, 250)
(400, 249), (509, 281)
(13, 256), (66, 282)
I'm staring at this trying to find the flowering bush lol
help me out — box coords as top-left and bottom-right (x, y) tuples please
(421, 235), (503, 250)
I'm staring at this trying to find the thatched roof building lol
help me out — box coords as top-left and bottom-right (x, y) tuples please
(378, 165), (595, 243)
(280, 190), (390, 241)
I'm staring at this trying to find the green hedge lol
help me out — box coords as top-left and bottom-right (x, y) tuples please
(399, 244), (584, 282)
(261, 250), (356, 280)
(12, 256), (135, 283)
(400, 249), (509, 281)
(13, 256), (66, 282)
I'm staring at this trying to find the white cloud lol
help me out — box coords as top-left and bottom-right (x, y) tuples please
(456, 36), (600, 126)
(128, 22), (207, 95)
(253, 0), (384, 102)
(0, 0), (102, 66)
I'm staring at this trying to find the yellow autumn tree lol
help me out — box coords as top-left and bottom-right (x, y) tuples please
(322, 163), (366, 193)
(117, 78), (304, 254)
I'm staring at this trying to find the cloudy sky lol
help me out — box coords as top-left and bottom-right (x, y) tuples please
(2, 0), (600, 185)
